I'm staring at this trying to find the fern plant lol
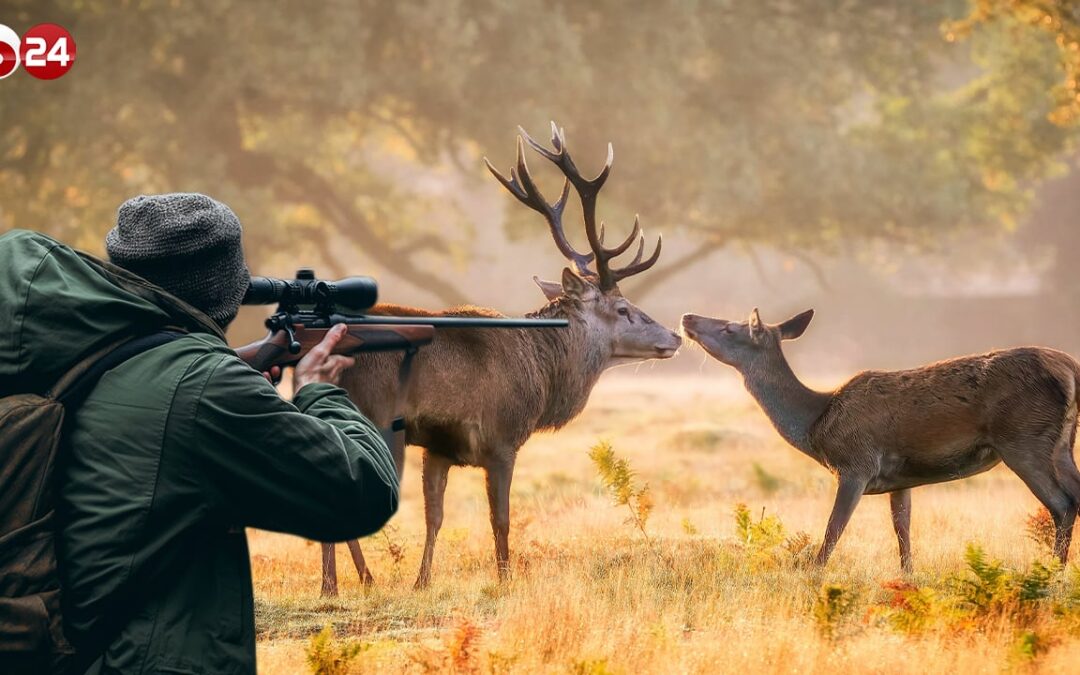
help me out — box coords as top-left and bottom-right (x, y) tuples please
(589, 440), (674, 573)
(306, 625), (363, 675)
(955, 543), (1011, 613)
(813, 583), (859, 640)
(589, 440), (654, 538)
(732, 503), (810, 568)
(949, 544), (1060, 624)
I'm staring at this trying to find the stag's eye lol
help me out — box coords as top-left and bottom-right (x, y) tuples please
(617, 307), (630, 317)
(724, 323), (736, 334)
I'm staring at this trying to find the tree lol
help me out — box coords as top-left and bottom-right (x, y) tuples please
(950, 0), (1080, 125)
(0, 0), (1075, 301)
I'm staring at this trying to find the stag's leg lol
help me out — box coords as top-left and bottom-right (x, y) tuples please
(320, 543), (338, 597)
(890, 489), (913, 573)
(346, 540), (375, 586)
(815, 474), (868, 566)
(484, 454), (517, 581)
(414, 450), (453, 589)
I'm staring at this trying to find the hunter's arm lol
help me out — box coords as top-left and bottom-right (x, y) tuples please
(192, 355), (398, 541)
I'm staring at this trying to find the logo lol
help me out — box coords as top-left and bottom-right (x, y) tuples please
(0, 24), (19, 80)
(0, 22), (76, 80)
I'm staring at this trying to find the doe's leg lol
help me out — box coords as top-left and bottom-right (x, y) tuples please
(484, 453), (517, 581)
(815, 474), (868, 566)
(890, 488), (913, 573)
(1058, 500), (1079, 563)
(1051, 426), (1080, 562)
(999, 437), (1078, 564)
(414, 450), (453, 589)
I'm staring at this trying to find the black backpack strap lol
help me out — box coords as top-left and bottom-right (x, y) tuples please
(57, 331), (185, 409)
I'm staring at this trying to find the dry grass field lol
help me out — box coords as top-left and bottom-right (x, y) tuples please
(251, 371), (1080, 674)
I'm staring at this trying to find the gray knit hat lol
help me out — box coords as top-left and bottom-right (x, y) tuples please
(106, 193), (249, 327)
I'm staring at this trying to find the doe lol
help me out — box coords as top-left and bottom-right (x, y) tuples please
(681, 308), (1080, 570)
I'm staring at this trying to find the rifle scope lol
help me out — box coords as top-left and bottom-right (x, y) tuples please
(243, 268), (378, 312)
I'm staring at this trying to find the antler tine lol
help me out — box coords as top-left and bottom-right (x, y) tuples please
(520, 123), (613, 192)
(519, 124), (563, 165)
(627, 237), (645, 266)
(604, 215), (641, 258)
(486, 134), (593, 274)
(483, 156), (528, 203)
(609, 233), (663, 284)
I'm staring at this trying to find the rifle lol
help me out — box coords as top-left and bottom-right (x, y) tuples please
(235, 268), (568, 373)
(235, 268), (568, 478)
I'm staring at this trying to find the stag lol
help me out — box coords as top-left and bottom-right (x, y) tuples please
(681, 308), (1080, 570)
(319, 123), (682, 593)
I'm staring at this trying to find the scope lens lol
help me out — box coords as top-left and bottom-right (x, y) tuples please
(242, 277), (285, 305)
(330, 276), (378, 311)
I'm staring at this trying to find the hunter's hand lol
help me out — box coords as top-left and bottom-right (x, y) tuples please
(293, 324), (356, 390)
(262, 365), (282, 385)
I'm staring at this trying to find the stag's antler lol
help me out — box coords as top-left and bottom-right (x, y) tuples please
(484, 134), (594, 277)
(485, 122), (662, 291)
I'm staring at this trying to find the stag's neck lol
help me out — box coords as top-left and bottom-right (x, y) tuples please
(526, 301), (609, 431)
(740, 352), (831, 459)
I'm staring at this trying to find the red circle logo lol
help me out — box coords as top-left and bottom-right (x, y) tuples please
(0, 42), (17, 79)
(0, 24), (20, 80)
(20, 23), (75, 80)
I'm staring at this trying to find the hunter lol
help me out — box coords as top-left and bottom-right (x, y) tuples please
(49, 193), (399, 673)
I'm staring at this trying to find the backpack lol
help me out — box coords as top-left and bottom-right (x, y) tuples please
(0, 229), (221, 675)
(0, 331), (182, 675)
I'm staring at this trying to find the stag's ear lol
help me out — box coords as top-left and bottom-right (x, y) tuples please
(778, 309), (814, 341)
(560, 267), (595, 300)
(533, 276), (563, 301)
(748, 307), (764, 340)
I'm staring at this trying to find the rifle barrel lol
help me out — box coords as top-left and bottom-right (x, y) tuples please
(312, 314), (569, 328)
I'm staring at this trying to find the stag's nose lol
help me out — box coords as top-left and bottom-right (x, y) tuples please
(655, 328), (682, 357)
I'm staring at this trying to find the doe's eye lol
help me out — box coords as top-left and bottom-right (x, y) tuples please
(617, 307), (630, 317)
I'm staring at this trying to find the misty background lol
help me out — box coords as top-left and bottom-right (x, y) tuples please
(2, 0), (1080, 380)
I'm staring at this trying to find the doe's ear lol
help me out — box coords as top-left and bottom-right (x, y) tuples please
(533, 276), (563, 301)
(778, 309), (814, 340)
(748, 307), (764, 340)
(560, 267), (594, 300)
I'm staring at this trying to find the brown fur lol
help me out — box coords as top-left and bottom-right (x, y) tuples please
(682, 309), (1080, 571)
(344, 301), (609, 463)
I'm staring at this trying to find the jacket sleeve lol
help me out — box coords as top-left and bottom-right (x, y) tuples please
(191, 354), (399, 541)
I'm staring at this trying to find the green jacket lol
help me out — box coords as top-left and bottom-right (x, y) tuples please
(0, 231), (399, 674)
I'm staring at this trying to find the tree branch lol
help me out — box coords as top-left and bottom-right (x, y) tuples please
(782, 247), (832, 291)
(173, 93), (471, 306)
